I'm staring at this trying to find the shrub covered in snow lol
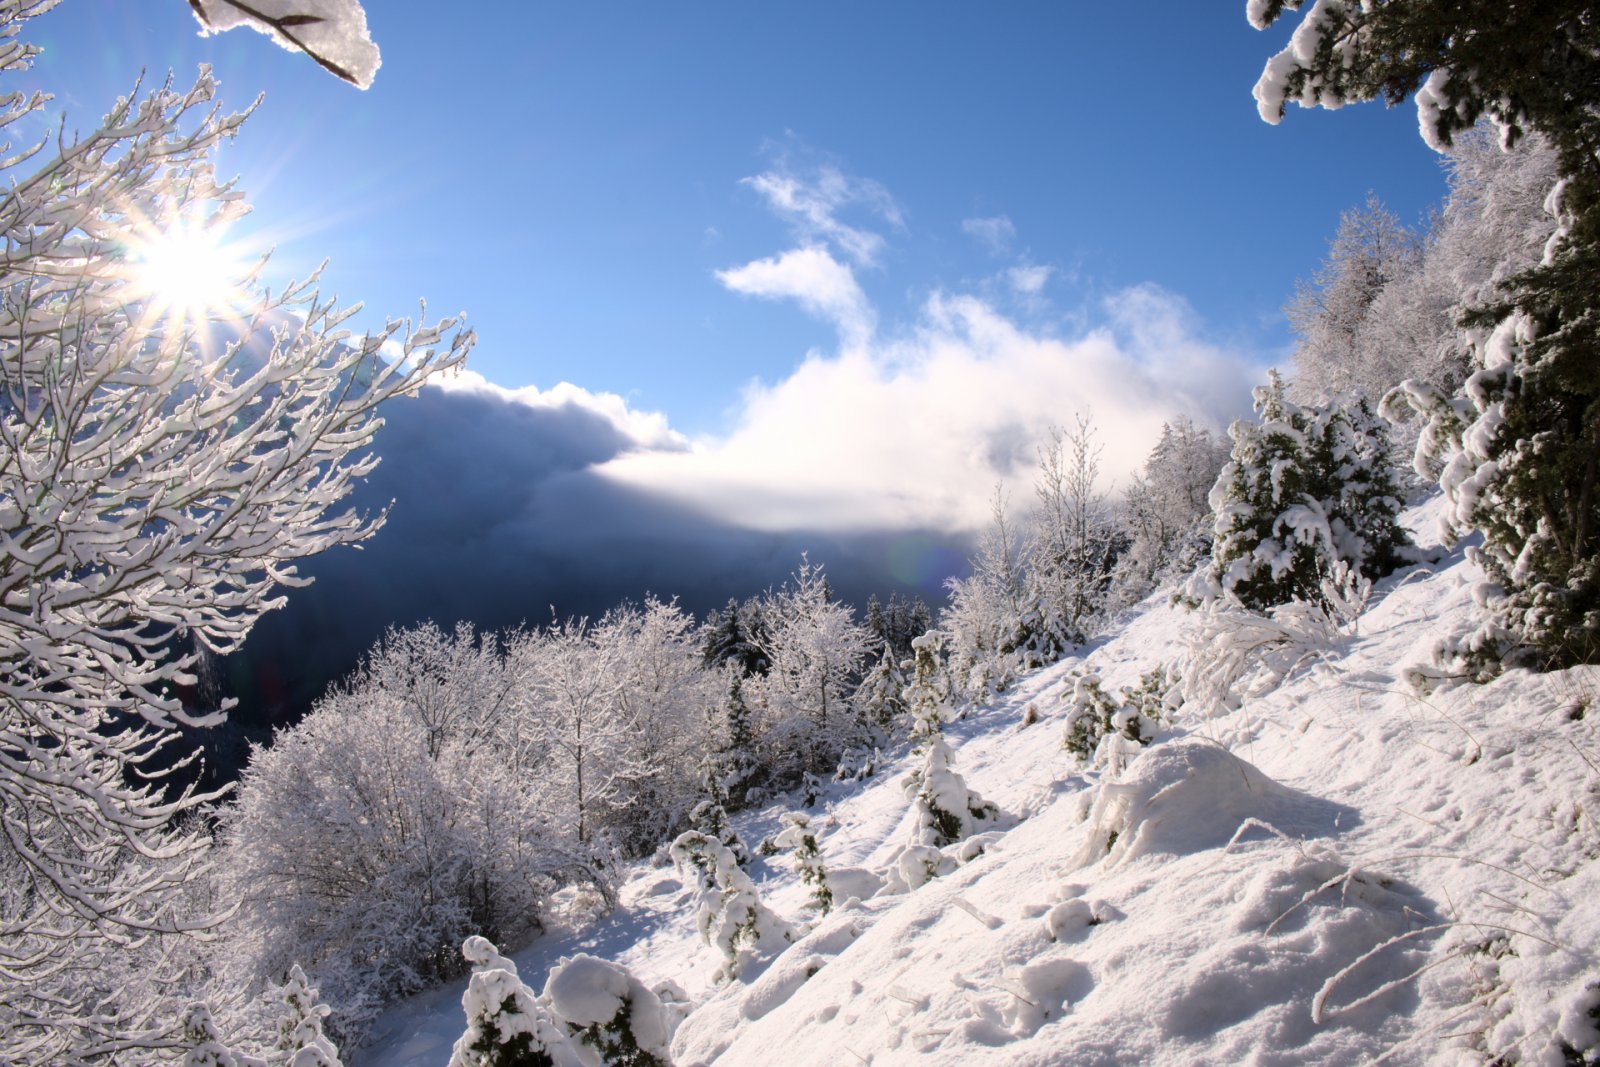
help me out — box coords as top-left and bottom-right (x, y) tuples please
(1060, 667), (1174, 768)
(669, 831), (796, 981)
(775, 812), (833, 916)
(543, 954), (674, 1067)
(1208, 371), (1410, 612)
(449, 958), (577, 1067)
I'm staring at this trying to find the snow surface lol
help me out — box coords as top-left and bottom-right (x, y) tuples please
(357, 496), (1600, 1066)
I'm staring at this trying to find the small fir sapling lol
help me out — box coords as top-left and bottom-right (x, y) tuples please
(1062, 667), (1175, 764)
(542, 954), (673, 1067)
(775, 812), (833, 916)
(449, 938), (579, 1067)
(669, 831), (796, 981)
(275, 965), (342, 1067)
(687, 799), (750, 868)
(181, 1004), (260, 1067)
(901, 632), (1000, 850)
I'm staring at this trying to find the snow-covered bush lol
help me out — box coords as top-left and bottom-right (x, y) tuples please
(543, 954), (674, 1067)
(1207, 371), (1410, 612)
(1059, 669), (1171, 769)
(217, 690), (588, 1045)
(1182, 563), (1367, 716)
(775, 812), (833, 916)
(670, 831), (796, 982)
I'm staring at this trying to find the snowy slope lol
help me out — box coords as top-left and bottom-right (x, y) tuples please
(358, 498), (1600, 1067)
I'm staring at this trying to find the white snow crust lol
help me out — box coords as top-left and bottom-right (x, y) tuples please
(358, 496), (1600, 1067)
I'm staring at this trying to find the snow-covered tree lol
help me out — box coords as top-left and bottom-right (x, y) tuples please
(1285, 194), (1425, 403)
(670, 831), (796, 982)
(944, 487), (1031, 701)
(510, 617), (627, 848)
(749, 554), (873, 782)
(273, 966), (342, 1067)
(1115, 417), (1231, 603)
(1208, 372), (1410, 611)
(702, 668), (764, 812)
(775, 812), (832, 916)
(591, 597), (718, 854)
(853, 647), (907, 740)
(181, 1003), (262, 1067)
(450, 938), (579, 1067)
(1028, 416), (1119, 656)
(900, 633), (999, 851)
(1250, 0), (1600, 667)
(0, 4), (469, 1058)
(543, 954), (674, 1067)
(687, 797), (750, 869)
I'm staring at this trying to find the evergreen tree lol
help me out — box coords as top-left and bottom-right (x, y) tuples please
(703, 669), (763, 811)
(775, 812), (833, 916)
(1210, 371), (1410, 611)
(1252, 0), (1600, 665)
(900, 633), (999, 850)
(275, 966), (342, 1067)
(543, 955), (673, 1067)
(854, 649), (908, 739)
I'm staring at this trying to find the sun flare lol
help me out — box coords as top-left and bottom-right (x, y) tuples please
(125, 218), (257, 328)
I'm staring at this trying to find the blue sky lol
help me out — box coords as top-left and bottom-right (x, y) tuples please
(29, 1), (1448, 529)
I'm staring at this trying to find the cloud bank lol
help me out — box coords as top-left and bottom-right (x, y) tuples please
(226, 147), (1268, 731)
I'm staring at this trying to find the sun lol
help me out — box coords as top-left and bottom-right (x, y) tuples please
(125, 217), (258, 330)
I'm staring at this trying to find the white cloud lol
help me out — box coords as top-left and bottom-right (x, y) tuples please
(962, 215), (1016, 256)
(599, 285), (1263, 534)
(742, 159), (901, 267)
(715, 245), (875, 348)
(1007, 263), (1052, 295)
(432, 367), (687, 453)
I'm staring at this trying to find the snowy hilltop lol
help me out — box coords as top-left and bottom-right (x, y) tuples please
(359, 497), (1600, 1066)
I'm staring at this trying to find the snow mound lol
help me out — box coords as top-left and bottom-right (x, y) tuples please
(1074, 737), (1351, 868)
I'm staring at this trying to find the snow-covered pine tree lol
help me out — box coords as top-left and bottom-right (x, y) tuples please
(669, 831), (796, 982)
(703, 668), (764, 812)
(1061, 668), (1168, 771)
(274, 966), (342, 1067)
(1209, 371), (1409, 611)
(542, 955), (673, 1067)
(450, 938), (578, 1067)
(775, 812), (832, 916)
(687, 797), (750, 869)
(901, 633), (1000, 850)
(854, 648), (908, 740)
(1251, 0), (1600, 668)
